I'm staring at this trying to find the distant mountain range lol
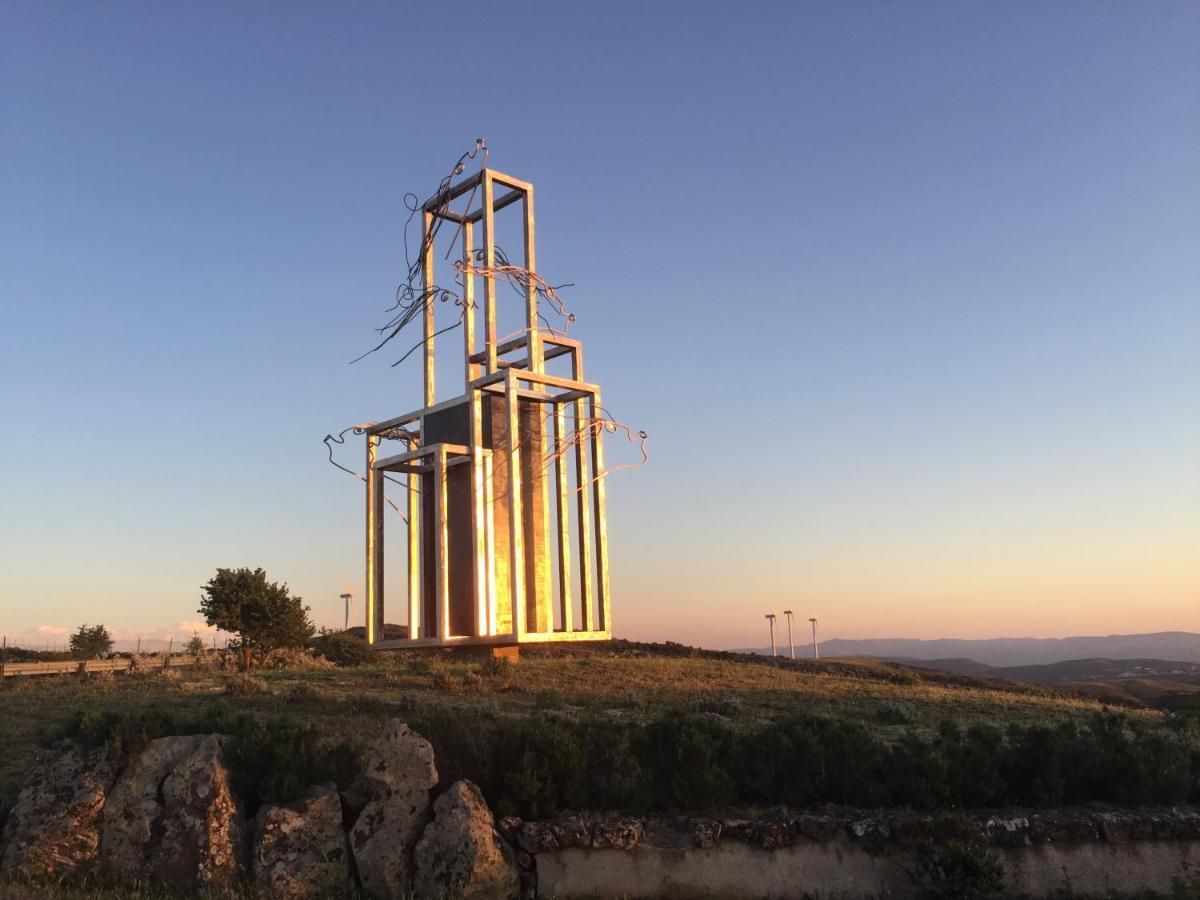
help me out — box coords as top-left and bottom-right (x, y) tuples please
(740, 631), (1200, 668)
(894, 656), (1200, 685)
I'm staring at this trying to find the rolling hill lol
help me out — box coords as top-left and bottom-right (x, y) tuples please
(743, 631), (1200, 667)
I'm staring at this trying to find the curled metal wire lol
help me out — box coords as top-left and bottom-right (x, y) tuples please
(323, 424), (416, 519)
(543, 407), (650, 489)
(352, 141), (573, 366)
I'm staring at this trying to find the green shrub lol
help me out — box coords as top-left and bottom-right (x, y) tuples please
(575, 717), (645, 811)
(406, 704), (500, 800)
(51, 703), (361, 808)
(911, 838), (1005, 899)
(874, 700), (915, 726)
(637, 713), (735, 810)
(694, 694), (743, 717)
(44, 703), (1200, 819)
(494, 716), (588, 818)
(287, 682), (323, 703)
(478, 655), (510, 679)
(225, 674), (270, 697)
(224, 717), (361, 805)
(314, 629), (372, 668)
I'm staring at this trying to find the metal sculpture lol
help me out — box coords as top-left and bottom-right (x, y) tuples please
(360, 163), (613, 649)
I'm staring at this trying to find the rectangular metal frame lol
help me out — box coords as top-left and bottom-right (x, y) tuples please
(363, 168), (611, 650)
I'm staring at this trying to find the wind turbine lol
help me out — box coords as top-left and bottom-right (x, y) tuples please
(339, 579), (361, 632)
(783, 610), (795, 660)
(765, 613), (777, 657)
(809, 617), (819, 660)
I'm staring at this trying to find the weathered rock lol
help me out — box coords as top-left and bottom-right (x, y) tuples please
(361, 719), (438, 793)
(795, 813), (842, 843)
(547, 812), (591, 850)
(754, 811), (794, 850)
(984, 814), (1031, 848)
(351, 788), (431, 898)
(719, 815), (756, 842)
(254, 785), (353, 899)
(1029, 810), (1100, 843)
(847, 815), (891, 849)
(350, 719), (439, 899)
(589, 816), (643, 850)
(339, 777), (376, 830)
(515, 819), (559, 854)
(1095, 811), (1151, 843)
(496, 815), (522, 846)
(101, 735), (205, 880)
(413, 779), (520, 900)
(690, 817), (722, 849)
(0, 744), (118, 879)
(148, 734), (246, 889)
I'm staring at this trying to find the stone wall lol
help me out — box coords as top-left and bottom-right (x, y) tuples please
(0, 720), (519, 899)
(3, 720), (1200, 898)
(534, 838), (1200, 898)
(505, 808), (1200, 898)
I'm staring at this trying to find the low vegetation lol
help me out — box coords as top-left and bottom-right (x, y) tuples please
(53, 706), (360, 812)
(4, 642), (1198, 824)
(412, 705), (1200, 817)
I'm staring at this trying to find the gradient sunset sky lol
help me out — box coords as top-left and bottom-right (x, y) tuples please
(2, 2), (1197, 650)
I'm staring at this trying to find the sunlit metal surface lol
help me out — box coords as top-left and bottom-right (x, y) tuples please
(362, 167), (614, 649)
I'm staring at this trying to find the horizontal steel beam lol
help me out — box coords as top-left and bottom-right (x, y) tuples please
(375, 442), (470, 471)
(370, 628), (612, 650)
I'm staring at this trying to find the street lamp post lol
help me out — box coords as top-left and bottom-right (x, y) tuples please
(809, 617), (819, 660)
(783, 610), (795, 660)
(765, 614), (777, 657)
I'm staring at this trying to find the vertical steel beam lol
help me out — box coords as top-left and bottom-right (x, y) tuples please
(505, 369), (526, 639)
(365, 435), (383, 645)
(469, 388), (489, 636)
(588, 393), (611, 633)
(483, 449), (498, 636)
(422, 209), (436, 407)
(553, 404), (573, 632)
(407, 470), (420, 641)
(522, 190), (543, 376)
(482, 172), (498, 374)
(433, 444), (450, 641)
(572, 360), (595, 631)
(462, 221), (479, 383)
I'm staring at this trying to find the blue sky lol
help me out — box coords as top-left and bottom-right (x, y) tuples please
(2, 2), (1197, 649)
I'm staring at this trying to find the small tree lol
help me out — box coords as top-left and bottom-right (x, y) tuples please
(184, 632), (206, 657)
(70, 624), (113, 660)
(199, 568), (314, 670)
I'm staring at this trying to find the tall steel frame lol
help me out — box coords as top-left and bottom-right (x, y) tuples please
(362, 168), (612, 649)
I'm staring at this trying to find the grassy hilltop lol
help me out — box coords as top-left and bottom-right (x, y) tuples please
(6, 640), (1196, 823)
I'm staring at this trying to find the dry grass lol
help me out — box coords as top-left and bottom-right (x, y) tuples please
(0, 644), (1157, 805)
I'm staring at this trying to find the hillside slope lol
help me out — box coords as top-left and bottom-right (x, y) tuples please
(0, 640), (1159, 804)
(744, 631), (1200, 667)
